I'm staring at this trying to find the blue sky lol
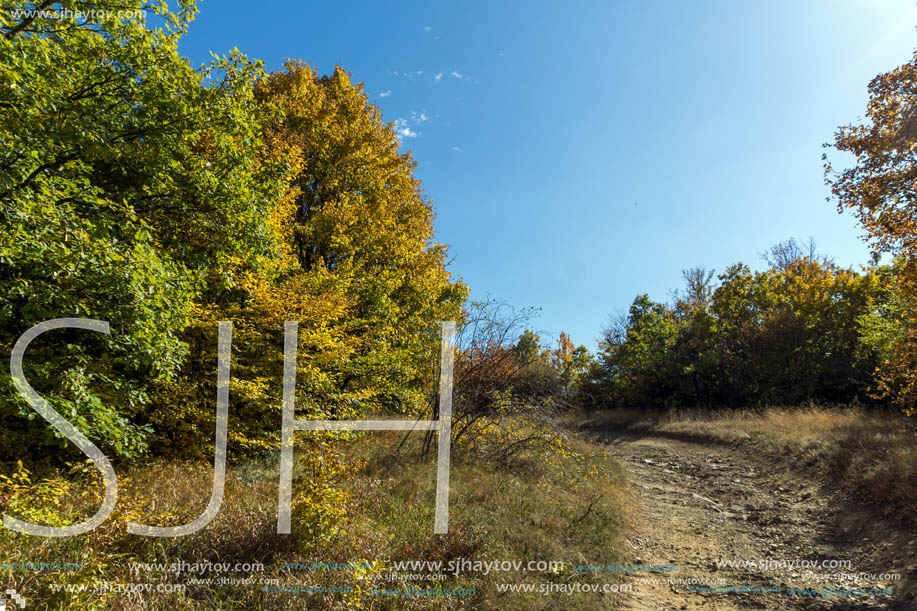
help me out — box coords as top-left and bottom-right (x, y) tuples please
(179, 0), (917, 350)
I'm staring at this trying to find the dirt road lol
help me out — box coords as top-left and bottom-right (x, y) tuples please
(589, 431), (916, 610)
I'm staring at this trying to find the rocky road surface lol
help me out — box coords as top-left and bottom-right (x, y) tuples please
(590, 432), (917, 610)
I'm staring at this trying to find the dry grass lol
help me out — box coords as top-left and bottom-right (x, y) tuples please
(0, 425), (630, 610)
(571, 405), (917, 526)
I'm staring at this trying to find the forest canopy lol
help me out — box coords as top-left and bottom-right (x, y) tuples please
(0, 1), (466, 461)
(1, 0), (916, 472)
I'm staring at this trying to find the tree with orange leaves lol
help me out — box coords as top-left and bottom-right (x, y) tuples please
(826, 50), (917, 416)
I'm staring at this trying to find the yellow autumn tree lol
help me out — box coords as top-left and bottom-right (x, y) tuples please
(144, 61), (467, 454)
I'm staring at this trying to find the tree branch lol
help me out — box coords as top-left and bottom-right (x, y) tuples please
(4, 1), (56, 39)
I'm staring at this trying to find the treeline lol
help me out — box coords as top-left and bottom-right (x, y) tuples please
(3, 0), (917, 470)
(582, 43), (917, 416)
(580, 241), (910, 410)
(0, 2), (465, 463)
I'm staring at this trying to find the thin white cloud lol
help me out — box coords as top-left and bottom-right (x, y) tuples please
(395, 118), (418, 140)
(452, 146), (462, 152)
(424, 25), (431, 31)
(433, 35), (439, 40)
(411, 111), (429, 123)
(451, 71), (463, 79)
(379, 90), (391, 98)
(417, 70), (423, 75)
(434, 73), (443, 82)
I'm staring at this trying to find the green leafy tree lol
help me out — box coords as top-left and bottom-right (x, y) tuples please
(594, 295), (679, 408)
(587, 250), (884, 410)
(0, 1), (287, 459)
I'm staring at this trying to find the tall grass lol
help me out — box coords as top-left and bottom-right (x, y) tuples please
(0, 427), (630, 610)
